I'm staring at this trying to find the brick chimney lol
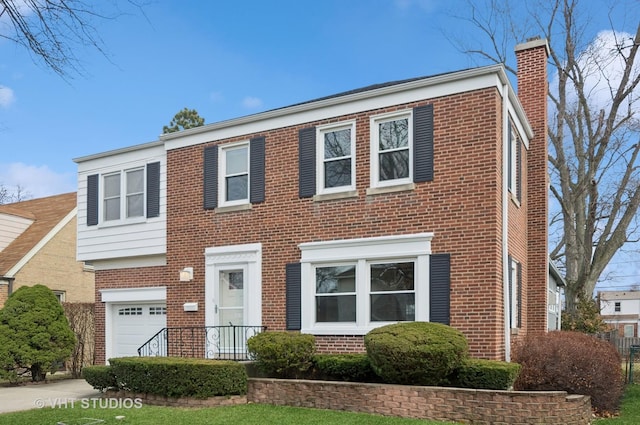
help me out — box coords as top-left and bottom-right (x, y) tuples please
(515, 37), (550, 333)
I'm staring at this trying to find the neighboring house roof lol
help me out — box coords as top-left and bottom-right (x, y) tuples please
(0, 192), (77, 276)
(599, 290), (640, 301)
(549, 261), (566, 287)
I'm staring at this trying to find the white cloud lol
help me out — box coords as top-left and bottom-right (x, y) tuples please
(394, 0), (436, 13)
(0, 85), (16, 108)
(209, 91), (223, 103)
(0, 163), (76, 199)
(242, 96), (263, 109)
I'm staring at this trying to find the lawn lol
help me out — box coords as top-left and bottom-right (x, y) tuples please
(0, 403), (454, 425)
(595, 384), (640, 424)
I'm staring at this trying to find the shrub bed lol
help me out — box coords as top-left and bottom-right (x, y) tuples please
(513, 331), (624, 413)
(82, 365), (117, 391)
(312, 353), (379, 382)
(247, 331), (315, 378)
(450, 358), (520, 390)
(106, 356), (247, 399)
(364, 322), (468, 386)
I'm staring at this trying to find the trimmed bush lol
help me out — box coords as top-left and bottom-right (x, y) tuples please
(312, 353), (378, 382)
(108, 356), (247, 399)
(247, 331), (315, 378)
(82, 365), (117, 391)
(451, 358), (520, 390)
(364, 322), (468, 386)
(513, 331), (624, 414)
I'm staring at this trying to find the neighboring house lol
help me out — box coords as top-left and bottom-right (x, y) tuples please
(76, 38), (550, 364)
(0, 192), (94, 307)
(548, 262), (565, 331)
(599, 290), (640, 337)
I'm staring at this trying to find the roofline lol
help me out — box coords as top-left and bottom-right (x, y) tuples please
(73, 140), (164, 164)
(549, 261), (566, 287)
(5, 207), (77, 277)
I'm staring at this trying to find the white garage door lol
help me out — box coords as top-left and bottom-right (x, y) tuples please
(112, 303), (166, 358)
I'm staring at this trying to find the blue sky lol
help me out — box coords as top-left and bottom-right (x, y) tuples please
(0, 0), (638, 290)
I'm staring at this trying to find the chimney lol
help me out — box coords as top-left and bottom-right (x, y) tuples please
(515, 37), (550, 334)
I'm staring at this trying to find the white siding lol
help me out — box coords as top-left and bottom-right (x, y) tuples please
(76, 143), (166, 262)
(0, 213), (33, 253)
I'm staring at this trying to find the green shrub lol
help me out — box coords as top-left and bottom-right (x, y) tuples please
(247, 331), (315, 378)
(451, 358), (520, 390)
(109, 356), (247, 398)
(364, 322), (468, 386)
(312, 353), (378, 382)
(513, 331), (624, 414)
(0, 284), (76, 382)
(82, 365), (117, 391)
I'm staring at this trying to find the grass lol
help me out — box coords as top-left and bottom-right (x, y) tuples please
(595, 384), (640, 424)
(0, 403), (456, 425)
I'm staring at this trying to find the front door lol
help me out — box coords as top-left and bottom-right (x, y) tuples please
(215, 266), (245, 326)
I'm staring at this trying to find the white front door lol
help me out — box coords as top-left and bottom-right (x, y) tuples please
(215, 265), (246, 327)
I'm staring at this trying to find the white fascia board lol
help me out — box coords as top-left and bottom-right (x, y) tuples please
(100, 286), (167, 302)
(6, 208), (77, 277)
(73, 140), (164, 165)
(163, 65), (528, 151)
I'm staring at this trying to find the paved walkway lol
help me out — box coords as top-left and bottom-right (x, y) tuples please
(0, 379), (102, 414)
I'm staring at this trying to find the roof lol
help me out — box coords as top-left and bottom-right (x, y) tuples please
(598, 291), (640, 301)
(0, 192), (77, 276)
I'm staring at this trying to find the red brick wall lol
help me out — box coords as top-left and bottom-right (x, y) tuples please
(161, 87), (509, 359)
(516, 40), (550, 335)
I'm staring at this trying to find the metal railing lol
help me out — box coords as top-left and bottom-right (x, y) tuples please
(137, 325), (266, 361)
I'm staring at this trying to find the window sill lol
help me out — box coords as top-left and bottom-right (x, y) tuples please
(510, 193), (521, 208)
(510, 328), (520, 335)
(216, 204), (252, 214)
(366, 183), (415, 196)
(313, 190), (359, 202)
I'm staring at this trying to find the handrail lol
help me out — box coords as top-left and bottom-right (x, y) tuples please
(137, 325), (266, 360)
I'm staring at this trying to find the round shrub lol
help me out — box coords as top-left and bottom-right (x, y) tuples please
(512, 331), (624, 414)
(82, 365), (117, 391)
(364, 322), (468, 386)
(247, 331), (315, 378)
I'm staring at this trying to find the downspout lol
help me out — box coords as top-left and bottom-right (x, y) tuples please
(1, 276), (15, 296)
(501, 82), (511, 362)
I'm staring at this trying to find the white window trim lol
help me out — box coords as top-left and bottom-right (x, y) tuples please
(300, 233), (432, 335)
(370, 110), (413, 189)
(316, 120), (356, 195)
(101, 166), (146, 226)
(218, 140), (250, 208)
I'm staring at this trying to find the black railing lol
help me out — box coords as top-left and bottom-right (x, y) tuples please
(137, 325), (267, 360)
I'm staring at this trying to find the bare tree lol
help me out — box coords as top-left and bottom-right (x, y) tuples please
(448, 0), (640, 311)
(0, 0), (143, 79)
(0, 183), (30, 204)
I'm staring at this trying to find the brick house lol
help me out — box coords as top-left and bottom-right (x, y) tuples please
(75, 38), (549, 364)
(0, 192), (95, 307)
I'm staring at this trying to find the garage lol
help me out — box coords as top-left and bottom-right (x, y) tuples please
(111, 303), (166, 358)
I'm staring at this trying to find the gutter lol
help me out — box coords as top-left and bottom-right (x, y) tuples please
(0, 276), (15, 296)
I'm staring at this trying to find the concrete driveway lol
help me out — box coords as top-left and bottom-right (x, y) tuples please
(0, 379), (102, 414)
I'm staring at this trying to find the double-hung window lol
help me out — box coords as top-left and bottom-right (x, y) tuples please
(300, 233), (432, 335)
(103, 167), (145, 222)
(317, 121), (355, 194)
(371, 110), (412, 188)
(220, 142), (249, 207)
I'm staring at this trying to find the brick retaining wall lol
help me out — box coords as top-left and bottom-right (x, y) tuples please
(106, 378), (592, 424)
(247, 378), (592, 425)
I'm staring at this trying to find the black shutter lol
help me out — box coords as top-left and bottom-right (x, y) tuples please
(298, 127), (316, 198)
(286, 262), (302, 330)
(508, 255), (514, 328)
(413, 104), (434, 182)
(430, 253), (450, 325)
(146, 162), (160, 218)
(250, 136), (266, 204)
(203, 146), (218, 209)
(87, 174), (99, 226)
